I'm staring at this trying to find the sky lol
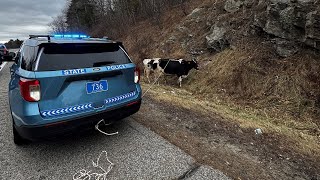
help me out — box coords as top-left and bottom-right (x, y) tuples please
(0, 0), (67, 43)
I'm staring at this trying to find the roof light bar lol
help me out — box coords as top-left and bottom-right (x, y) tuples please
(53, 35), (63, 38)
(53, 34), (89, 39)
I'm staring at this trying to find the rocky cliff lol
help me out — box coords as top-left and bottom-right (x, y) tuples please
(204, 0), (320, 57)
(254, 0), (320, 57)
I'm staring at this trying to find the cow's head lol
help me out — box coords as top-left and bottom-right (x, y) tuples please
(190, 58), (199, 70)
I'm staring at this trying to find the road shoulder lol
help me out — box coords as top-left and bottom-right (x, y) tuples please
(133, 90), (320, 179)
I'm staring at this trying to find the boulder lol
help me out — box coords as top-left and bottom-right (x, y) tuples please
(206, 26), (230, 52)
(279, 7), (295, 30)
(224, 0), (243, 13)
(254, 0), (320, 50)
(305, 11), (320, 39)
(305, 10), (320, 49)
(254, 12), (267, 28)
(275, 38), (299, 57)
(263, 3), (304, 40)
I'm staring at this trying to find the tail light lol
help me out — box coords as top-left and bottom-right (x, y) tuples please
(4, 49), (8, 55)
(19, 78), (41, 102)
(134, 67), (140, 83)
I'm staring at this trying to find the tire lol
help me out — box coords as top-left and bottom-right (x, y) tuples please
(13, 125), (29, 145)
(10, 103), (30, 145)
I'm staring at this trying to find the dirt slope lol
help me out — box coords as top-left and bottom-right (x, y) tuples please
(133, 85), (320, 179)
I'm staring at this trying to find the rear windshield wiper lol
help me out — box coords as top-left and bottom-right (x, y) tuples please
(93, 61), (115, 67)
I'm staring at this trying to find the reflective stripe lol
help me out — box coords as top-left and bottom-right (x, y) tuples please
(105, 91), (136, 104)
(41, 103), (93, 117)
(41, 91), (137, 118)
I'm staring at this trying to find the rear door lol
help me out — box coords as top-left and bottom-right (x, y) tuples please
(34, 43), (137, 118)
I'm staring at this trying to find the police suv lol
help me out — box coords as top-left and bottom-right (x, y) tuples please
(3, 35), (142, 145)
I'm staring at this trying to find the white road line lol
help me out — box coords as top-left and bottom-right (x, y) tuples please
(0, 62), (7, 72)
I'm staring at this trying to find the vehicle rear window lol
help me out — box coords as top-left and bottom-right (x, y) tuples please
(0, 45), (5, 49)
(36, 43), (131, 71)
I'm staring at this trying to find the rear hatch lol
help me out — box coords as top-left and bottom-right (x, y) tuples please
(34, 43), (137, 118)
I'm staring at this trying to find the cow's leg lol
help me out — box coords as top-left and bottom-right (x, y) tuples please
(143, 68), (147, 82)
(156, 68), (165, 85)
(148, 70), (152, 83)
(154, 70), (160, 85)
(179, 75), (188, 88)
(178, 76), (182, 88)
(144, 68), (147, 82)
(145, 68), (151, 83)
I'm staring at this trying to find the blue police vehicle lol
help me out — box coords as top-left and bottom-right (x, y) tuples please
(3, 35), (141, 145)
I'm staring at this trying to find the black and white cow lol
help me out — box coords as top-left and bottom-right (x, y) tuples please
(154, 58), (199, 87)
(157, 58), (199, 87)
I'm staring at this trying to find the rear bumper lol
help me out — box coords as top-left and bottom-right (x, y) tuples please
(15, 100), (141, 141)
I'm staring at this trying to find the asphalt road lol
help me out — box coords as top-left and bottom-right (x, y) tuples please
(0, 62), (229, 180)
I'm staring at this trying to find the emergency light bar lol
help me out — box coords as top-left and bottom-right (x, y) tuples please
(53, 34), (89, 38)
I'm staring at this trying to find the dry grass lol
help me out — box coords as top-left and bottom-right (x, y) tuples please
(141, 83), (320, 160)
(183, 40), (320, 127)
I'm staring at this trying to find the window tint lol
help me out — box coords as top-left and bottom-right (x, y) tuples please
(36, 43), (131, 71)
(21, 46), (39, 71)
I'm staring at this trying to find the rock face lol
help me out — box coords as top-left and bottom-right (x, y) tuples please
(254, 0), (320, 55)
(305, 10), (320, 49)
(275, 38), (299, 57)
(262, 2), (305, 41)
(224, 0), (243, 13)
(206, 26), (230, 52)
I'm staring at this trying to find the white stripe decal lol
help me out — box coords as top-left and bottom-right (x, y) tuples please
(41, 91), (138, 117)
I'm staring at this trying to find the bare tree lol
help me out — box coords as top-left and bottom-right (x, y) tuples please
(48, 13), (68, 34)
(50, 0), (190, 37)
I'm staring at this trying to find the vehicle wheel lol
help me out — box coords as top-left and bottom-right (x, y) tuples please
(13, 125), (29, 145)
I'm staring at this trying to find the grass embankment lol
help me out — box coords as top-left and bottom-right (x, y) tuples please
(141, 82), (320, 162)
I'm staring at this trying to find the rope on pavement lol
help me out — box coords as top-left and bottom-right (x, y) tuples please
(73, 151), (114, 180)
(95, 119), (119, 136)
(72, 120), (118, 180)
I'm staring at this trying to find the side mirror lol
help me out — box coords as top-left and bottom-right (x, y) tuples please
(1, 52), (16, 62)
